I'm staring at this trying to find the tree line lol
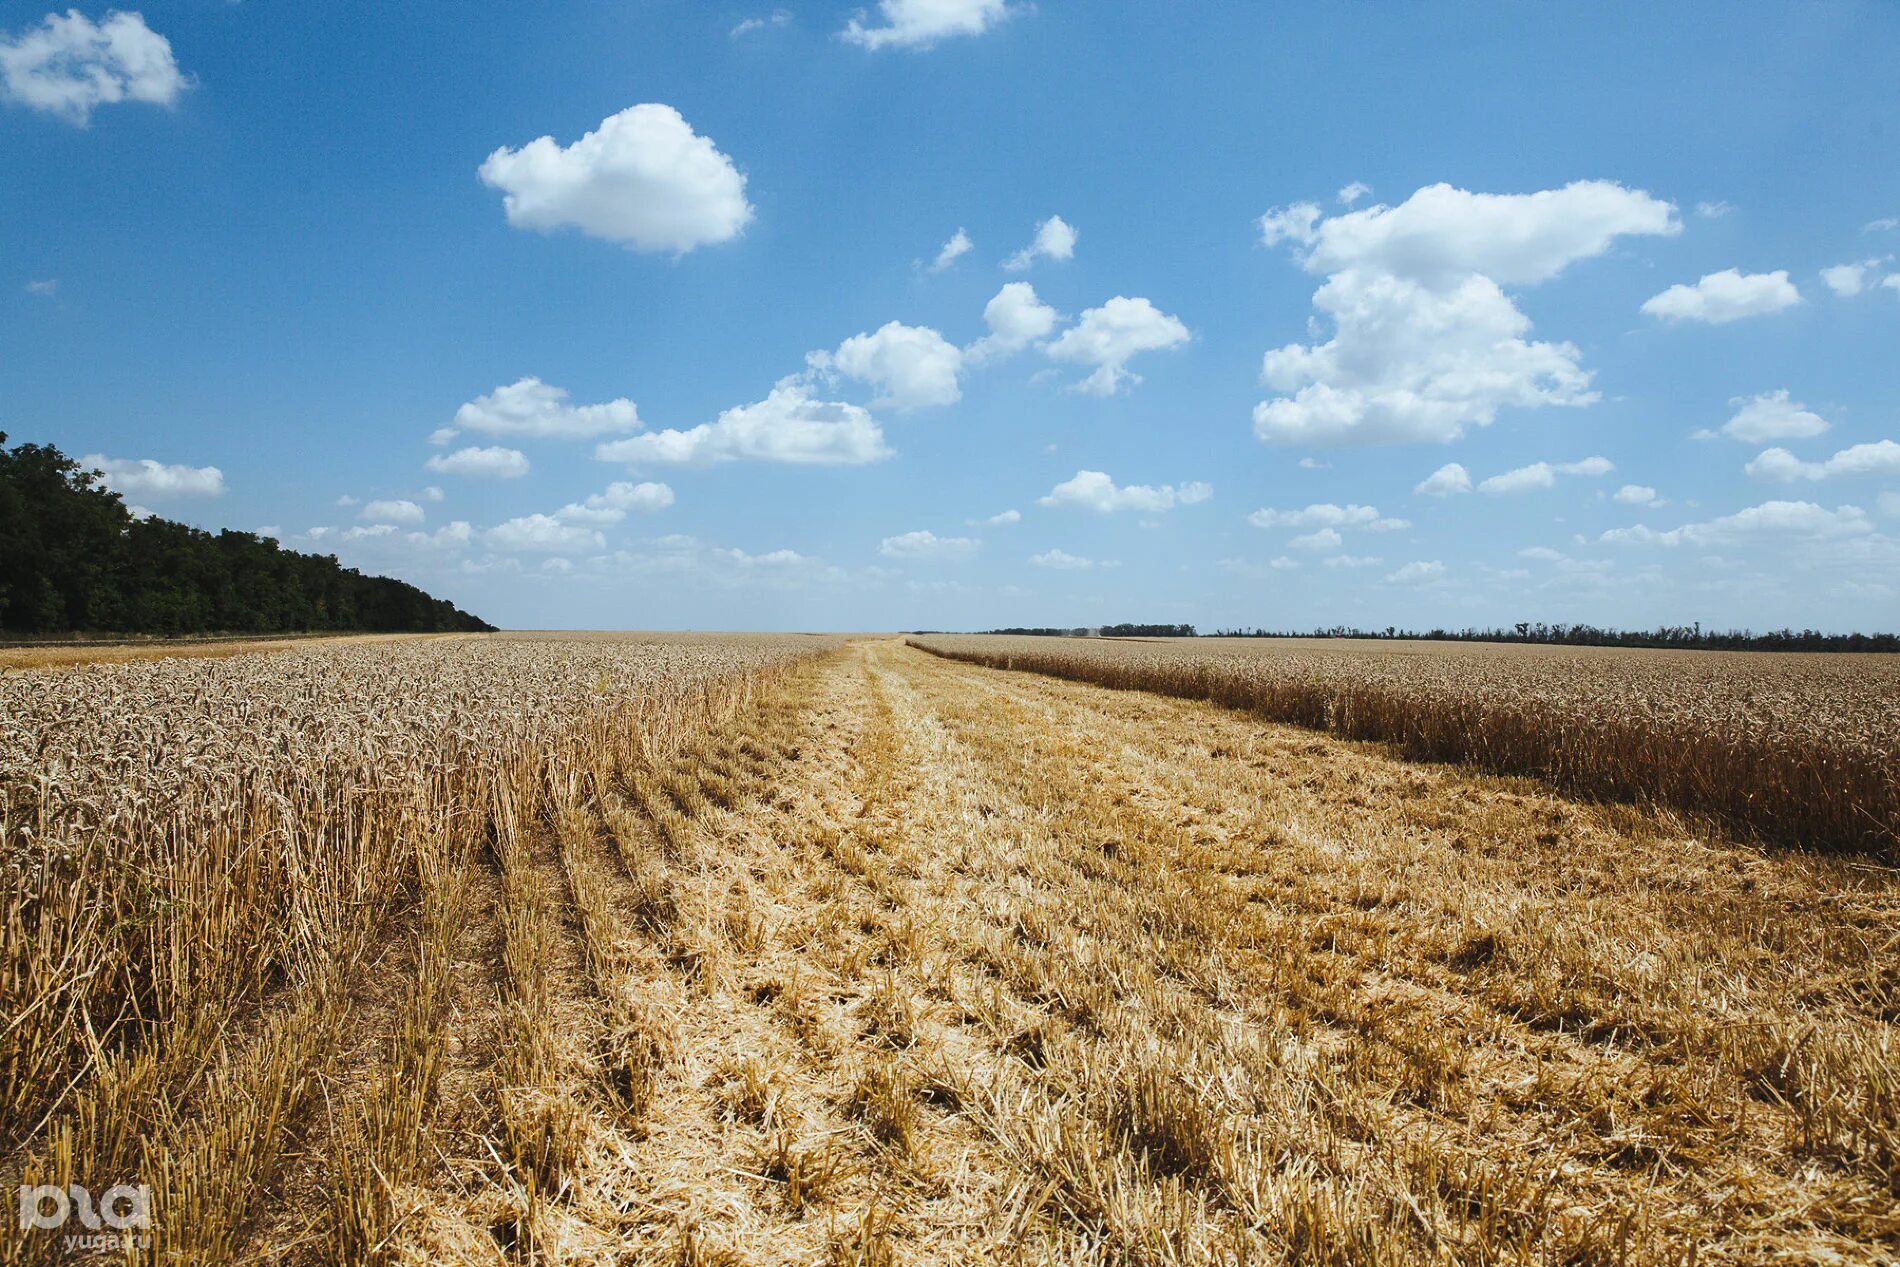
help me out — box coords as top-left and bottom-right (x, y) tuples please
(1, 433), (494, 636)
(1209, 622), (1900, 652)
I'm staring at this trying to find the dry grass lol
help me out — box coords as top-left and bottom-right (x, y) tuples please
(910, 633), (1900, 854)
(4, 634), (1895, 1264)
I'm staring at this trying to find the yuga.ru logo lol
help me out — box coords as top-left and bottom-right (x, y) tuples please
(17, 1184), (153, 1252)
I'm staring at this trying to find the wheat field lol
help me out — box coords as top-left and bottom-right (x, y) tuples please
(3, 634), (1896, 1264)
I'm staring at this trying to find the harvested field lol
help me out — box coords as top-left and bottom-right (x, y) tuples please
(3, 636), (1896, 1264)
(910, 634), (1900, 855)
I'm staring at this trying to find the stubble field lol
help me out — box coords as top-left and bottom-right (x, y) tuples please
(3, 633), (1896, 1264)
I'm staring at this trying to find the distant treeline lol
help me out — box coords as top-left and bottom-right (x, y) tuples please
(970, 623), (1200, 639)
(1, 433), (494, 636)
(1209, 623), (1900, 652)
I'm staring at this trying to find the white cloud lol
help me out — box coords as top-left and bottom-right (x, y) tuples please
(879, 529), (980, 559)
(1518, 546), (1566, 561)
(595, 380), (891, 466)
(1289, 527), (1343, 552)
(0, 9), (188, 124)
(1258, 273), (1598, 445)
(478, 104), (752, 254)
(1040, 469), (1210, 513)
(965, 282), (1058, 363)
(335, 494), (359, 507)
(975, 509), (1020, 525)
(428, 427), (458, 446)
(1600, 500), (1873, 548)
(1887, 276), (1900, 294)
(421, 486), (444, 502)
(1866, 217), (1899, 232)
(719, 546), (812, 567)
(1029, 548), (1101, 570)
(1258, 202), (1321, 248)
(1044, 296), (1189, 395)
(1614, 484), (1662, 506)
(360, 499), (425, 526)
(25, 279), (57, 297)
(841, 0), (1008, 49)
(1337, 181), (1370, 207)
(731, 9), (791, 37)
(1293, 181), (1678, 287)
(1386, 560), (1445, 584)
(1246, 502), (1398, 530)
(555, 481), (674, 523)
(81, 454), (223, 499)
(425, 445), (530, 479)
(1719, 390), (1829, 443)
(1880, 491), (1900, 518)
(1322, 554), (1382, 568)
(454, 377), (640, 440)
(1255, 182), (1676, 446)
(810, 321), (963, 409)
(1695, 200), (1733, 219)
(1003, 215), (1077, 271)
(1641, 269), (1801, 324)
(930, 227), (972, 272)
(486, 514), (607, 553)
(1477, 456), (1613, 494)
(1414, 462), (1471, 497)
(1746, 440), (1900, 482)
(1820, 259), (1889, 297)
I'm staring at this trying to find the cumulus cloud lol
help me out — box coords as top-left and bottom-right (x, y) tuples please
(425, 445), (530, 479)
(478, 104), (752, 254)
(1820, 258), (1890, 297)
(1337, 181), (1370, 207)
(809, 321), (963, 409)
(1254, 182), (1674, 446)
(486, 514), (607, 553)
(930, 227), (972, 272)
(1641, 269), (1801, 324)
(841, 0), (1008, 49)
(1745, 440), (1900, 482)
(1477, 456), (1614, 494)
(1414, 462), (1471, 497)
(1614, 484), (1663, 505)
(1600, 500), (1873, 548)
(595, 380), (891, 466)
(1003, 215), (1077, 271)
(1039, 469), (1211, 513)
(1714, 389), (1830, 444)
(554, 481), (674, 523)
(1246, 503), (1406, 530)
(81, 454), (223, 499)
(1288, 180), (1678, 286)
(0, 9), (189, 124)
(964, 282), (1059, 363)
(1044, 296), (1189, 395)
(1289, 527), (1343, 552)
(730, 9), (791, 37)
(1386, 560), (1445, 584)
(879, 529), (980, 559)
(1029, 548), (1103, 570)
(973, 509), (1020, 526)
(360, 499), (425, 526)
(454, 377), (640, 440)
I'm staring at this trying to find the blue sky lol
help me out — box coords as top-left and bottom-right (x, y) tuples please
(5, 1), (1899, 632)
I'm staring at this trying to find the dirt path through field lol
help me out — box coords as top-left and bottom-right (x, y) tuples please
(350, 637), (1896, 1265)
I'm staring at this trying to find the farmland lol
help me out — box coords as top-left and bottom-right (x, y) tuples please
(4, 634), (1897, 1264)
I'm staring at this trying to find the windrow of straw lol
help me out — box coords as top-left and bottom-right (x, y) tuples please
(907, 636), (1900, 854)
